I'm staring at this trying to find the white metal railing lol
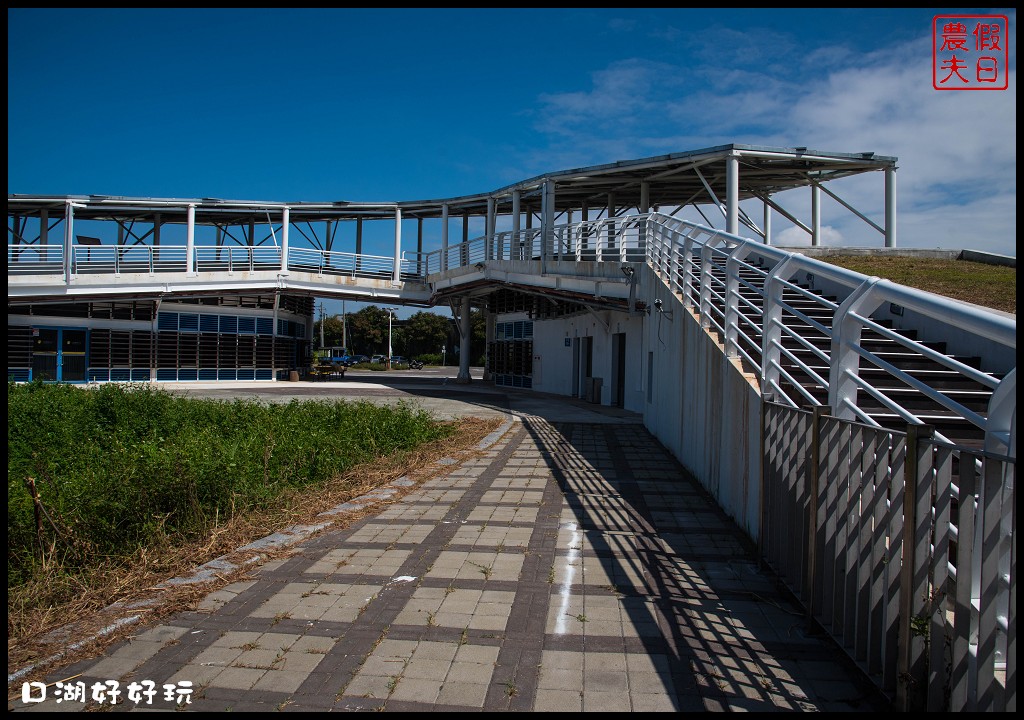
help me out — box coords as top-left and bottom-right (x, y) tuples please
(286, 247), (407, 278)
(7, 244), (64, 273)
(193, 246), (280, 273)
(7, 243), (426, 282)
(73, 245), (189, 275)
(639, 213), (1016, 451)
(762, 402), (1016, 711)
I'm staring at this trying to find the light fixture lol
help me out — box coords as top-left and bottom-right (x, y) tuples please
(475, 262), (486, 270)
(620, 264), (634, 278)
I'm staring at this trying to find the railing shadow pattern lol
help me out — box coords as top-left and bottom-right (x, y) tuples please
(761, 400), (1015, 711)
(521, 416), (888, 710)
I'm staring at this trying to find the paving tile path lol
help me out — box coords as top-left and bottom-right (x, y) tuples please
(10, 393), (892, 712)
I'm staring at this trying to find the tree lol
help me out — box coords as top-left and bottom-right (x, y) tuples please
(346, 306), (389, 355)
(312, 315), (345, 349)
(404, 311), (454, 358)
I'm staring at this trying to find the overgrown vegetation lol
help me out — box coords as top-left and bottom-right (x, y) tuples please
(7, 382), (452, 596)
(813, 256), (1016, 314)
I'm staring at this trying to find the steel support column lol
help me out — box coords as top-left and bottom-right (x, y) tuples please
(63, 200), (74, 282)
(392, 207), (402, 284)
(186, 204), (196, 274)
(511, 191), (521, 260)
(40, 208), (48, 245)
(441, 203), (449, 270)
(417, 217), (423, 275)
(483, 307), (494, 382)
(763, 199), (772, 245)
(280, 206), (290, 273)
(456, 295), (472, 384)
(639, 179), (650, 253)
(726, 152), (739, 235)
(607, 192), (616, 253)
(580, 201), (588, 252)
(542, 180), (555, 263)
(811, 183), (821, 247)
(885, 166), (896, 248)
(486, 196), (495, 261)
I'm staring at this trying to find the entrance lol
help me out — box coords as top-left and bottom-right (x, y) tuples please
(611, 332), (626, 407)
(32, 328), (88, 382)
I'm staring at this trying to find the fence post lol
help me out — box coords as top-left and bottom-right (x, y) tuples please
(897, 423), (934, 711)
(805, 405), (831, 631)
(758, 393), (774, 561)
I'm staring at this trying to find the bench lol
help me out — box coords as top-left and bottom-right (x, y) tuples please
(310, 362), (346, 381)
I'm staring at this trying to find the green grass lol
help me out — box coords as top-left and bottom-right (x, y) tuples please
(812, 256), (1016, 314)
(7, 381), (452, 589)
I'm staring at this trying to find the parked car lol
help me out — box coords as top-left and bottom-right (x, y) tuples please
(370, 354), (385, 364)
(389, 356), (405, 366)
(349, 355), (370, 365)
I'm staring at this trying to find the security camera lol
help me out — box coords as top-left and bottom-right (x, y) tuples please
(653, 298), (663, 309)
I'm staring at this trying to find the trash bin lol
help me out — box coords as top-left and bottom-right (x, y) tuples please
(288, 370), (300, 382)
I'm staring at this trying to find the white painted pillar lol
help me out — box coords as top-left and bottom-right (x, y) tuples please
(483, 308), (494, 382)
(763, 199), (772, 245)
(416, 217), (424, 275)
(63, 200), (74, 282)
(726, 153), (739, 235)
(565, 209), (573, 258)
(885, 166), (896, 248)
(511, 191), (521, 260)
(542, 180), (555, 262)
(486, 196), (496, 261)
(456, 295), (472, 384)
(186, 204), (196, 274)
(280, 206), (290, 273)
(811, 183), (821, 247)
(607, 192), (616, 254)
(393, 206), (402, 283)
(441, 203), (449, 269)
(639, 179), (650, 255)
(580, 201), (588, 252)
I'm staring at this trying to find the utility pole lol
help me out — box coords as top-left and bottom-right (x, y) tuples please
(385, 307), (397, 370)
(319, 302), (325, 350)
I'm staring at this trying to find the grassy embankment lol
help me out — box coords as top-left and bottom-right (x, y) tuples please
(813, 256), (1016, 314)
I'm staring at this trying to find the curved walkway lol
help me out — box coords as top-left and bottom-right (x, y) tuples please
(9, 381), (891, 712)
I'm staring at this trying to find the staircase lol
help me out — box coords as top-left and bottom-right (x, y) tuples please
(680, 252), (1000, 449)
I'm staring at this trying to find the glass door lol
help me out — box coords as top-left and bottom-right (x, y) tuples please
(31, 328), (88, 382)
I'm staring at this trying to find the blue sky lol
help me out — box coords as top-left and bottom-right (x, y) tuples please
(8, 9), (1016, 318)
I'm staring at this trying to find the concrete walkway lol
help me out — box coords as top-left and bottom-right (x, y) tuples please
(9, 381), (891, 712)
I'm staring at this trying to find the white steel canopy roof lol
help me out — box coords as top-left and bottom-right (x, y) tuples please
(8, 144), (896, 224)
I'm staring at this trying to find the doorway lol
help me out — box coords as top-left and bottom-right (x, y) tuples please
(611, 332), (626, 407)
(32, 328), (88, 382)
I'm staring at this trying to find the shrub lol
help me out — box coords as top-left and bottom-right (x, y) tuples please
(7, 382), (450, 588)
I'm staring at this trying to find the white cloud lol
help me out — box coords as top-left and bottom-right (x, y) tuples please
(774, 225), (845, 247)
(529, 27), (1017, 255)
